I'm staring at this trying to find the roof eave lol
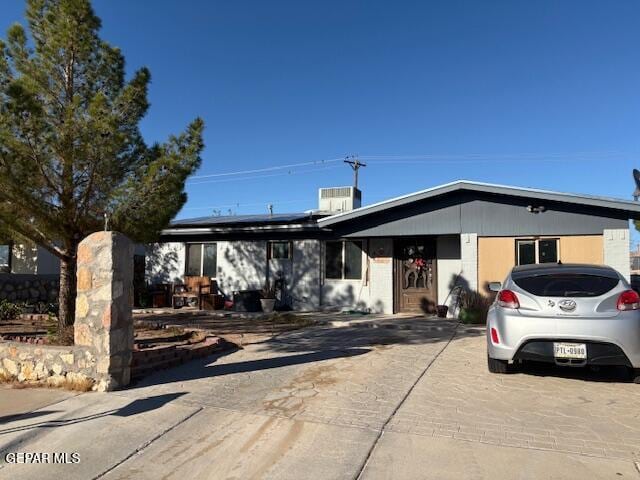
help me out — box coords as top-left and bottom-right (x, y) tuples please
(318, 181), (640, 226)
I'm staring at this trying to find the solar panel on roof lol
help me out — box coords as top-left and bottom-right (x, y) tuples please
(170, 212), (315, 227)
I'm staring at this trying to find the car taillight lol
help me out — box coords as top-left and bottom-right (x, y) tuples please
(497, 290), (520, 309)
(617, 290), (640, 311)
(490, 327), (500, 344)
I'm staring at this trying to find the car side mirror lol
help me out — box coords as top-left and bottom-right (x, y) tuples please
(488, 282), (502, 292)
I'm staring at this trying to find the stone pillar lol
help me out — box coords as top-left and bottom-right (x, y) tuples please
(74, 232), (134, 391)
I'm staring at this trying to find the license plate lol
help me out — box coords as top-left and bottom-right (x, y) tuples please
(553, 342), (587, 359)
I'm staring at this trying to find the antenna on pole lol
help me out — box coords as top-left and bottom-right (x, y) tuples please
(344, 154), (366, 189)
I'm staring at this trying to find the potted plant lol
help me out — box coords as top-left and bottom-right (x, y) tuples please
(436, 304), (449, 318)
(459, 290), (491, 324)
(260, 282), (277, 313)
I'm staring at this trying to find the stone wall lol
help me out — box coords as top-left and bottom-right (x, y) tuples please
(0, 342), (96, 387)
(0, 274), (59, 304)
(0, 231), (135, 392)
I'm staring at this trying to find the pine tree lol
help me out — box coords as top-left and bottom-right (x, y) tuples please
(0, 0), (204, 329)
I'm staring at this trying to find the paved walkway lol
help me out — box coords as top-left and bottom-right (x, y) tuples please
(0, 317), (639, 479)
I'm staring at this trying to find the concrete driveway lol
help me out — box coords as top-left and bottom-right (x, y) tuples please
(0, 316), (639, 479)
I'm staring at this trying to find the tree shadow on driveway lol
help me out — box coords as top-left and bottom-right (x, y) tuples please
(130, 348), (370, 389)
(129, 318), (485, 389)
(0, 392), (187, 437)
(262, 317), (482, 353)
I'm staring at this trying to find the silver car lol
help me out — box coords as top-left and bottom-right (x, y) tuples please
(486, 263), (640, 382)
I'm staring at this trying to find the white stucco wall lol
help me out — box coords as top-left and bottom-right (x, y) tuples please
(320, 240), (369, 312)
(460, 233), (478, 291)
(145, 242), (185, 284)
(320, 239), (393, 314)
(366, 238), (393, 314)
(216, 241), (267, 293)
(436, 235), (462, 314)
(290, 240), (321, 310)
(603, 228), (630, 281)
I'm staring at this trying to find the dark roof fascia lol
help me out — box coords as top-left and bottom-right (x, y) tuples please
(158, 224), (334, 242)
(169, 213), (326, 228)
(318, 181), (640, 226)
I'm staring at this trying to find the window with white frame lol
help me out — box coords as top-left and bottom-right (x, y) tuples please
(268, 241), (291, 259)
(185, 243), (217, 277)
(516, 238), (559, 265)
(325, 240), (363, 280)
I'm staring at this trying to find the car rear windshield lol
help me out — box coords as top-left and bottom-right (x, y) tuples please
(513, 274), (619, 297)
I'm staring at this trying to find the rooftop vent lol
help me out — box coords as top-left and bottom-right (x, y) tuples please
(318, 186), (362, 213)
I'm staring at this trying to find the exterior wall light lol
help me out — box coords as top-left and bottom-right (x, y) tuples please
(526, 205), (546, 214)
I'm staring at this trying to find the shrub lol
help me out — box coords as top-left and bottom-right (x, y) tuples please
(459, 290), (492, 324)
(0, 300), (23, 321)
(46, 314), (74, 345)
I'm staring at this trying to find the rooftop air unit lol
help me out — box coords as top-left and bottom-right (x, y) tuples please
(318, 186), (362, 213)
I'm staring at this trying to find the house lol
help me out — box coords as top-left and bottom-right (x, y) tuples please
(0, 239), (61, 304)
(0, 239), (60, 275)
(148, 180), (640, 315)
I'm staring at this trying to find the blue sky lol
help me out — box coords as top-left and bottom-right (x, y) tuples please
(2, 1), (639, 242)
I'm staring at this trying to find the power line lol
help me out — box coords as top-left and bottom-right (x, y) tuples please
(190, 157), (343, 180)
(363, 158), (614, 165)
(182, 199), (310, 211)
(188, 164), (342, 186)
(359, 150), (632, 161)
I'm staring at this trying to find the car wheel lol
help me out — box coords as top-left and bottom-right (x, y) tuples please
(487, 355), (511, 374)
(631, 368), (640, 384)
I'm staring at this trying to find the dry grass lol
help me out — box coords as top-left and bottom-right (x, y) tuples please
(270, 312), (315, 329)
(46, 325), (75, 346)
(0, 373), (94, 392)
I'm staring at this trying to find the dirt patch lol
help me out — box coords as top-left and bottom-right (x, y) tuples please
(262, 363), (338, 417)
(133, 311), (317, 347)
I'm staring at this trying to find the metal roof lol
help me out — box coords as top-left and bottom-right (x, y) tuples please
(318, 180), (640, 226)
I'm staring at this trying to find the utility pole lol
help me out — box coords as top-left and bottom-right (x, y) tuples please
(344, 155), (366, 189)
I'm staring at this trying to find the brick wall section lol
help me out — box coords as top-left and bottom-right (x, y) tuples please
(603, 228), (631, 281)
(74, 232), (134, 391)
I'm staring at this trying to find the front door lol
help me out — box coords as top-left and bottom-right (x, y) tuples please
(394, 238), (437, 313)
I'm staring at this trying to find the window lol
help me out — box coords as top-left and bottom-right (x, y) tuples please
(513, 273), (618, 298)
(0, 244), (10, 273)
(325, 242), (343, 279)
(516, 238), (559, 265)
(185, 243), (217, 277)
(269, 241), (291, 259)
(538, 239), (557, 263)
(325, 240), (363, 280)
(516, 240), (536, 265)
